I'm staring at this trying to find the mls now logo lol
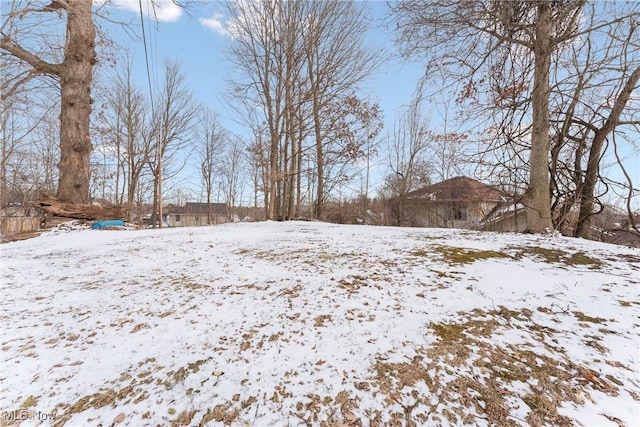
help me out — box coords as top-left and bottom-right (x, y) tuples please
(2, 409), (55, 422)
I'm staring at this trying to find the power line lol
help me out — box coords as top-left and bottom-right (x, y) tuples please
(139, 0), (155, 115)
(148, 0), (159, 91)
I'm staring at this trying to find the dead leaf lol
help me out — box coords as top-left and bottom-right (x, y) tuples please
(344, 412), (357, 422)
(605, 360), (625, 368)
(112, 412), (125, 424)
(130, 323), (148, 333)
(627, 389), (640, 401)
(600, 414), (625, 427)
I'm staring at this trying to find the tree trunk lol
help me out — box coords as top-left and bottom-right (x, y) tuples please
(34, 194), (124, 221)
(127, 174), (137, 222)
(296, 121), (303, 218)
(314, 125), (324, 220)
(575, 66), (640, 238)
(158, 188), (163, 227)
(526, 1), (553, 233)
(310, 72), (324, 220)
(57, 0), (96, 204)
(268, 134), (278, 221)
(151, 178), (158, 228)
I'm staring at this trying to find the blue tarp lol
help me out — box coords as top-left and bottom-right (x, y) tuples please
(92, 220), (125, 230)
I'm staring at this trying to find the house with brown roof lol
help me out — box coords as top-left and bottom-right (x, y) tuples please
(385, 176), (513, 229)
(166, 202), (228, 227)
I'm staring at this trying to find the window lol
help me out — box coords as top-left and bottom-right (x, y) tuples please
(195, 215), (200, 222)
(175, 215), (181, 222)
(447, 204), (468, 221)
(455, 206), (468, 221)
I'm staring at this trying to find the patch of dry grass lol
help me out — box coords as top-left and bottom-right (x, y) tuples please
(432, 246), (512, 265)
(510, 246), (602, 269)
(573, 311), (608, 324)
(358, 307), (623, 426)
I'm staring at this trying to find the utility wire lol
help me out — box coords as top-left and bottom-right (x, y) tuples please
(139, 0), (155, 116)
(149, 0), (159, 91)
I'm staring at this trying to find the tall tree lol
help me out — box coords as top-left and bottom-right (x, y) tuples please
(301, 1), (380, 219)
(246, 125), (269, 219)
(391, 0), (588, 233)
(1, 0), (96, 203)
(379, 98), (432, 225)
(430, 96), (467, 183)
(147, 59), (196, 228)
(224, 0), (380, 220)
(321, 95), (383, 204)
(385, 98), (432, 200)
(196, 109), (226, 224)
(220, 137), (245, 217)
(570, 10), (640, 236)
(101, 53), (150, 220)
(224, 0), (287, 220)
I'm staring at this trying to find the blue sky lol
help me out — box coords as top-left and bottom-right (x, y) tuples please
(97, 1), (638, 208)
(100, 1), (423, 135)
(98, 0), (427, 200)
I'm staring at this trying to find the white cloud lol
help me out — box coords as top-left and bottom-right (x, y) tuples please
(199, 13), (229, 37)
(106, 0), (183, 23)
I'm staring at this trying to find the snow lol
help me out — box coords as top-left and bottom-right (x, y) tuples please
(1, 221), (639, 426)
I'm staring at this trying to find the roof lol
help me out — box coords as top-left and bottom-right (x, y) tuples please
(404, 176), (507, 203)
(168, 202), (228, 215)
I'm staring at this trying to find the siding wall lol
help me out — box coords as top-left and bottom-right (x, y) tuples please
(399, 200), (499, 229)
(1, 217), (40, 235)
(167, 214), (227, 227)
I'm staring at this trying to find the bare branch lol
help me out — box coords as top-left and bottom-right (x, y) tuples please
(0, 36), (60, 76)
(43, 1), (68, 12)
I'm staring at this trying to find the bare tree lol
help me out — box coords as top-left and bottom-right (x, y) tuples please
(429, 95), (468, 182)
(385, 99), (433, 201)
(312, 95), (377, 203)
(2, 90), (59, 198)
(391, 0), (591, 233)
(147, 59), (197, 228)
(220, 137), (245, 219)
(301, 1), (381, 219)
(515, 2), (640, 236)
(379, 97), (432, 225)
(101, 53), (150, 221)
(32, 111), (61, 193)
(246, 124), (269, 220)
(224, 0), (287, 220)
(611, 133), (639, 233)
(224, 0), (380, 221)
(573, 32), (640, 235)
(0, 98), (29, 213)
(2, 0), (96, 203)
(196, 109), (226, 224)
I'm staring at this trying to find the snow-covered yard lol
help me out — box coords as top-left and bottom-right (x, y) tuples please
(1, 221), (639, 426)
